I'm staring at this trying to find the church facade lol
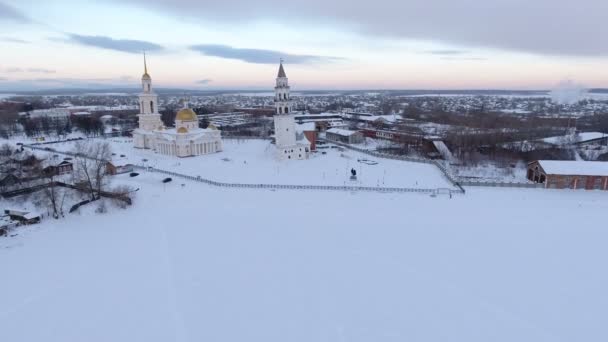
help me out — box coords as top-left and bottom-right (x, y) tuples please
(132, 55), (223, 157)
(273, 61), (310, 160)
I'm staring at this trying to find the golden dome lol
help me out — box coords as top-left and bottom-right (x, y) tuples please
(176, 108), (197, 121)
(142, 73), (151, 80)
(207, 123), (218, 130)
(177, 127), (188, 134)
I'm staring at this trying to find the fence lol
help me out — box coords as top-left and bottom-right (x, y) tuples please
(1, 181), (133, 205)
(136, 165), (464, 196)
(319, 138), (465, 192)
(222, 135), (272, 140)
(459, 181), (543, 189)
(319, 139), (550, 191)
(27, 137), (85, 146)
(24, 144), (463, 196)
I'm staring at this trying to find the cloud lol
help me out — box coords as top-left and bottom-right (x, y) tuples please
(3, 67), (57, 74)
(118, 75), (135, 82)
(29, 77), (115, 84)
(66, 33), (164, 54)
(0, 76), (136, 91)
(196, 79), (213, 84)
(116, 0), (608, 57)
(190, 44), (342, 64)
(426, 49), (469, 55)
(0, 37), (29, 43)
(27, 68), (56, 74)
(440, 57), (488, 61)
(0, 2), (28, 22)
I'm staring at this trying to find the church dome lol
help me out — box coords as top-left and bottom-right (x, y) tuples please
(177, 127), (188, 134)
(176, 108), (197, 121)
(142, 73), (151, 80)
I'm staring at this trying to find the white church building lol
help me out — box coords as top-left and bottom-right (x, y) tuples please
(273, 61), (310, 160)
(133, 55), (223, 158)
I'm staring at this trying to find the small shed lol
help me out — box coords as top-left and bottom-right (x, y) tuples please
(43, 160), (73, 176)
(527, 160), (608, 190)
(106, 162), (135, 175)
(4, 209), (42, 224)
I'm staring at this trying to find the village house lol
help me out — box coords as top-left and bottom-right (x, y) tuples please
(43, 160), (73, 176)
(527, 160), (608, 190)
(106, 162), (135, 176)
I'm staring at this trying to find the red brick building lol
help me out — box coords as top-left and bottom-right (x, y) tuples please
(527, 160), (608, 190)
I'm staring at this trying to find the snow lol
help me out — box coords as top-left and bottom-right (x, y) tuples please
(542, 132), (607, 145)
(34, 138), (453, 189)
(449, 162), (528, 183)
(1, 173), (608, 342)
(326, 128), (360, 137)
(537, 160), (608, 176)
(432, 140), (455, 162)
(295, 122), (315, 132)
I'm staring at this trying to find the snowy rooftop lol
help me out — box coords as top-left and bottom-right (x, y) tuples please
(326, 128), (361, 137)
(537, 160), (608, 176)
(542, 132), (607, 145)
(295, 122), (316, 132)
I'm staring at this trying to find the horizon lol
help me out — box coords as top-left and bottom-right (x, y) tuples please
(1, 0), (608, 91)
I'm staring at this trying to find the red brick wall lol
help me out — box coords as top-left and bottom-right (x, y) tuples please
(304, 131), (317, 151)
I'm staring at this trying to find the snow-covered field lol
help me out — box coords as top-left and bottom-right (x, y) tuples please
(1, 172), (608, 342)
(449, 161), (529, 183)
(37, 138), (454, 189)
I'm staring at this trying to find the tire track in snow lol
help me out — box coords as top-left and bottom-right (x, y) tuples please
(157, 219), (190, 341)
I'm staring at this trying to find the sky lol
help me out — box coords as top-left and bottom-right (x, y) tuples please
(0, 0), (607, 91)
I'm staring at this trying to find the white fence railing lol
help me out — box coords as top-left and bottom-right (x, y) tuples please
(24, 144), (463, 196)
(26, 141), (543, 193)
(459, 181), (543, 189)
(137, 166), (464, 196)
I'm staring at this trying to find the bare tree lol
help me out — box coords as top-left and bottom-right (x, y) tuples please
(73, 141), (112, 200)
(111, 184), (137, 209)
(41, 174), (66, 219)
(0, 143), (13, 158)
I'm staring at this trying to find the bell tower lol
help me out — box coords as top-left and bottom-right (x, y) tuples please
(274, 59), (291, 115)
(273, 60), (308, 160)
(138, 52), (158, 116)
(134, 53), (164, 149)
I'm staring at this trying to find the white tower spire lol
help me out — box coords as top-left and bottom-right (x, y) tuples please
(274, 58), (290, 115)
(134, 53), (164, 149)
(273, 60), (309, 160)
(142, 52), (152, 94)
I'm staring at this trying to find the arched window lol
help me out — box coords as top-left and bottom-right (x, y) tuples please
(279, 107), (282, 114)
(147, 84), (150, 92)
(150, 101), (154, 113)
(141, 102), (144, 113)
(285, 107), (289, 114)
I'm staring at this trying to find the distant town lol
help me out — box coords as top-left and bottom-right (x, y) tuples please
(2, 87), (608, 184)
